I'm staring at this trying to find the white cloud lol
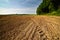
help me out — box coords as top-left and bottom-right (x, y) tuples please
(0, 8), (36, 15)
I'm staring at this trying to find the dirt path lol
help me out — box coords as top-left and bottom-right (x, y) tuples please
(0, 15), (60, 40)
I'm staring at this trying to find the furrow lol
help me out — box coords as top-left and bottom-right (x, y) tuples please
(21, 23), (35, 40)
(27, 25), (37, 40)
(14, 22), (33, 40)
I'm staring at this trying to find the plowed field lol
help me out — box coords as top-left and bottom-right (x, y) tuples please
(0, 15), (60, 40)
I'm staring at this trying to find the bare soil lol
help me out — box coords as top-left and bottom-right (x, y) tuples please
(0, 15), (60, 40)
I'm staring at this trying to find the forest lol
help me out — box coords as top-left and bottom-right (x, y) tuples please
(37, 0), (60, 15)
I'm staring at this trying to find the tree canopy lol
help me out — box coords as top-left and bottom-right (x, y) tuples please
(36, 0), (60, 15)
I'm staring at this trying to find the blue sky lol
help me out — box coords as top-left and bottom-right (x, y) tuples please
(0, 0), (42, 15)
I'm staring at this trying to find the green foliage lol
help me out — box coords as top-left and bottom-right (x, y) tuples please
(37, 0), (60, 15)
